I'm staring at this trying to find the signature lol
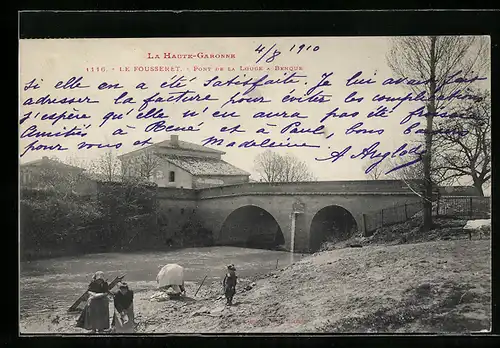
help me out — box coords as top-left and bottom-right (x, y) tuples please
(315, 142), (425, 174)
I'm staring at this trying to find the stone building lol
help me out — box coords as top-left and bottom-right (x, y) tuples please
(19, 156), (97, 195)
(118, 135), (250, 189)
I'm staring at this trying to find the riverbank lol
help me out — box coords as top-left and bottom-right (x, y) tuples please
(20, 238), (490, 334)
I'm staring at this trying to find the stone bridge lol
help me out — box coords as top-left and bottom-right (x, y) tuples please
(157, 180), (446, 253)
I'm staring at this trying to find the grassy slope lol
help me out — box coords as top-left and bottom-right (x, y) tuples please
(21, 239), (491, 334)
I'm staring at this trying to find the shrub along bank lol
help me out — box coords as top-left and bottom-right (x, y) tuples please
(20, 182), (214, 261)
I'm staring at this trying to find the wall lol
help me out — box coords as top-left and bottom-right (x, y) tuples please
(155, 188), (212, 247)
(154, 161), (193, 188)
(157, 198), (198, 246)
(119, 146), (217, 189)
(193, 175), (250, 189)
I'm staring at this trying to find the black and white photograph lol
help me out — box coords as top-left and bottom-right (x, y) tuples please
(18, 33), (491, 334)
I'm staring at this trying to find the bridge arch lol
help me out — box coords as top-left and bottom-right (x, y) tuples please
(309, 205), (358, 252)
(219, 205), (285, 250)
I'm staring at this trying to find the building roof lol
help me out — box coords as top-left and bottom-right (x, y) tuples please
(156, 138), (225, 154)
(159, 154), (250, 176)
(118, 136), (225, 158)
(20, 156), (86, 171)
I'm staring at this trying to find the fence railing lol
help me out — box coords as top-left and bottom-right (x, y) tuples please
(364, 202), (423, 235)
(363, 196), (491, 236)
(436, 196), (491, 218)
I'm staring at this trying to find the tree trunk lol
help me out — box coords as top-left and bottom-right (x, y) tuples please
(473, 180), (485, 197)
(422, 36), (437, 232)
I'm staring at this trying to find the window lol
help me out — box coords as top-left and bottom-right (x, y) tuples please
(169, 171), (175, 182)
(156, 170), (164, 180)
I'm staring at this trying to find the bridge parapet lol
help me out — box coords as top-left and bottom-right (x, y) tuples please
(157, 187), (198, 200)
(196, 180), (423, 199)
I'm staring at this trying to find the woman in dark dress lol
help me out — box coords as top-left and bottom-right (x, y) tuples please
(112, 282), (135, 333)
(76, 271), (110, 333)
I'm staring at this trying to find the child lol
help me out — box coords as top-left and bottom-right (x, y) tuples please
(112, 282), (135, 333)
(223, 264), (237, 306)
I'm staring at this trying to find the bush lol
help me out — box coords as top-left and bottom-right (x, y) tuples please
(20, 181), (160, 260)
(20, 190), (103, 258)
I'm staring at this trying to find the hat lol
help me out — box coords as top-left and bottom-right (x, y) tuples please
(118, 282), (129, 289)
(227, 264), (236, 271)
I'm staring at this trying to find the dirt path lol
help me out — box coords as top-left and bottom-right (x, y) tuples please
(20, 239), (491, 334)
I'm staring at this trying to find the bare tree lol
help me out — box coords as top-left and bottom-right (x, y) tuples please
(254, 150), (316, 182)
(64, 155), (92, 172)
(137, 151), (161, 181)
(362, 161), (384, 180)
(432, 90), (491, 196)
(120, 150), (162, 183)
(65, 152), (122, 182)
(387, 36), (489, 231)
(95, 151), (122, 182)
(385, 154), (428, 198)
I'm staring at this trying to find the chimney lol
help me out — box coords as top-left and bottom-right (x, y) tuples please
(170, 135), (179, 146)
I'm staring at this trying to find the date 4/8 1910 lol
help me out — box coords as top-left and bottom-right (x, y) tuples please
(254, 43), (320, 64)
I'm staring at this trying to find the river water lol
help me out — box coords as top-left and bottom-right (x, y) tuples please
(20, 246), (303, 318)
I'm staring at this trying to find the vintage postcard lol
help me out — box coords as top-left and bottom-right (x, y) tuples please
(19, 36), (491, 334)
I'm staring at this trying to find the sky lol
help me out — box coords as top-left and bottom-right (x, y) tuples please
(18, 37), (491, 191)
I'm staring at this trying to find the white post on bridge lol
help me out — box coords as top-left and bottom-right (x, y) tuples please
(290, 201), (305, 264)
(290, 212), (296, 265)
(290, 212), (296, 254)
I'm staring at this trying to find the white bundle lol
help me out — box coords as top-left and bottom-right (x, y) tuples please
(156, 263), (184, 288)
(464, 219), (491, 231)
